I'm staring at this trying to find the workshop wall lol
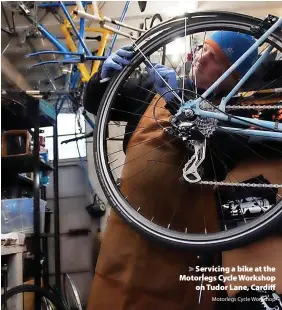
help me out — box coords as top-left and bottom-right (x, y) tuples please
(46, 159), (99, 306)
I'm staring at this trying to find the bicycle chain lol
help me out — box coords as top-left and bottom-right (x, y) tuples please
(226, 105), (282, 110)
(189, 103), (282, 188)
(198, 180), (282, 188)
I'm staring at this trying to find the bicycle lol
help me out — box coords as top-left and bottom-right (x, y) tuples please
(92, 11), (282, 252)
(3, 3), (282, 252)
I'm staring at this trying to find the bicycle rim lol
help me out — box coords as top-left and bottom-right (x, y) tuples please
(63, 274), (83, 310)
(94, 11), (282, 251)
(1, 284), (66, 310)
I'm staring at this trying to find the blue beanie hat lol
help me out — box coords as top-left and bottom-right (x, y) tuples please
(206, 31), (258, 78)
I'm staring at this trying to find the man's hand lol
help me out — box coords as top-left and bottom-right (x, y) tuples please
(146, 64), (178, 101)
(101, 45), (134, 80)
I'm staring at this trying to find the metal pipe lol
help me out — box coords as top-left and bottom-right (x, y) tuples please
(218, 127), (282, 139)
(42, 187), (50, 288)
(61, 24), (90, 81)
(53, 98), (61, 291)
(37, 23), (70, 53)
(82, 111), (95, 129)
(2, 38), (12, 55)
(58, 96), (67, 113)
(197, 109), (282, 131)
(91, 0), (100, 19)
(76, 1), (85, 12)
(29, 56), (107, 69)
(107, 0), (130, 56)
(75, 9), (101, 22)
(1, 28), (13, 35)
(91, 30), (109, 76)
(60, 1), (92, 56)
(75, 4), (145, 34)
(111, 18), (144, 33)
(26, 50), (86, 57)
(85, 27), (113, 34)
(26, 90), (75, 95)
(78, 14), (86, 54)
(1, 3), (12, 32)
(33, 97), (41, 308)
(11, 12), (16, 33)
(103, 24), (136, 40)
(27, 39), (57, 90)
(39, 1), (92, 7)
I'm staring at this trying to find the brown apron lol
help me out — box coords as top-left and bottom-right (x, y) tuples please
(87, 95), (220, 310)
(87, 95), (282, 309)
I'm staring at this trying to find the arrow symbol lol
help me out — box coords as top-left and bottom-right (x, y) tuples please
(188, 267), (194, 272)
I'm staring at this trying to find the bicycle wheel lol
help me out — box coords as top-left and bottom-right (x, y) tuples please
(94, 11), (282, 251)
(63, 274), (83, 310)
(149, 14), (166, 65)
(1, 284), (66, 310)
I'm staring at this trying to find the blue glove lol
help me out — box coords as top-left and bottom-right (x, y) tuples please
(146, 64), (178, 101)
(101, 45), (134, 80)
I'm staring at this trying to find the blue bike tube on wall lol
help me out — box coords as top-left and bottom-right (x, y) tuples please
(106, 1), (131, 56)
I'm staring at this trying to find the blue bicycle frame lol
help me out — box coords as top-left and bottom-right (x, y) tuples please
(182, 17), (282, 140)
(24, 0), (130, 123)
(25, 1), (130, 69)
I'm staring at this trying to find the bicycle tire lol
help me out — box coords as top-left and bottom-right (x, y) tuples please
(149, 14), (166, 65)
(63, 274), (83, 310)
(94, 11), (282, 252)
(1, 284), (66, 310)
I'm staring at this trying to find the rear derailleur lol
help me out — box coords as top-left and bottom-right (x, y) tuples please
(167, 109), (207, 183)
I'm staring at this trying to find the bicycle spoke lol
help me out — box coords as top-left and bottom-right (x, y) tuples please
(108, 122), (146, 129)
(182, 17), (187, 101)
(209, 146), (249, 225)
(122, 153), (166, 182)
(190, 34), (198, 95)
(238, 79), (282, 106)
(215, 148), (282, 200)
(108, 132), (163, 156)
(134, 83), (158, 96)
(165, 157), (187, 229)
(130, 38), (184, 104)
(133, 70), (181, 110)
(238, 52), (282, 102)
(122, 95), (169, 111)
(220, 127), (282, 155)
(111, 107), (156, 120)
(110, 136), (178, 171)
(107, 127), (146, 140)
(124, 152), (165, 200)
(207, 140), (228, 230)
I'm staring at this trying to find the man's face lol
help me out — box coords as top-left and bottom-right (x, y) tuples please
(189, 43), (236, 91)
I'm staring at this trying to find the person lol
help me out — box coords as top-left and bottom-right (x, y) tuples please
(84, 31), (258, 152)
(84, 31), (282, 310)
